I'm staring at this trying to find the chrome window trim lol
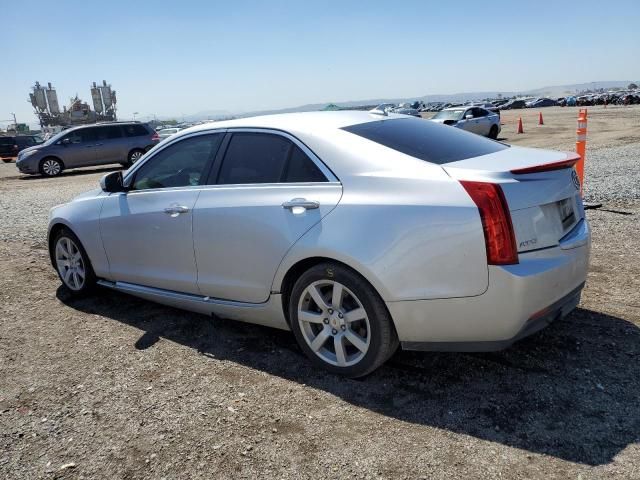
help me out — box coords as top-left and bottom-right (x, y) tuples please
(220, 127), (339, 184)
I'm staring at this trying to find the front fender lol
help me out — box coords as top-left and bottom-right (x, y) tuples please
(48, 194), (109, 278)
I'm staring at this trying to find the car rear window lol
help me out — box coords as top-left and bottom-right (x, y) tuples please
(0, 137), (15, 145)
(342, 118), (507, 164)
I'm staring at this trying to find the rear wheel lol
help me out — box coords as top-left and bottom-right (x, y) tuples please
(488, 125), (499, 139)
(52, 228), (96, 296)
(126, 149), (145, 166)
(40, 157), (63, 176)
(2, 158), (12, 163)
(289, 263), (398, 378)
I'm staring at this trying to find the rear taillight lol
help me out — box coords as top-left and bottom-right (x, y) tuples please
(510, 155), (579, 174)
(460, 181), (518, 265)
(151, 132), (160, 141)
(13, 144), (18, 150)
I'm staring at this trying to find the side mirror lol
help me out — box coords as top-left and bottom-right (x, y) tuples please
(100, 171), (125, 193)
(465, 114), (474, 120)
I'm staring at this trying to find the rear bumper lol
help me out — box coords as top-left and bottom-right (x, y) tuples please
(388, 220), (590, 350)
(401, 283), (583, 352)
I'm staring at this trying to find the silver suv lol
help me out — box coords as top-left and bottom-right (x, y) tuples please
(16, 122), (159, 176)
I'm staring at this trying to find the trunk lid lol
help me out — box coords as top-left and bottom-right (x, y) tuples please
(444, 146), (584, 253)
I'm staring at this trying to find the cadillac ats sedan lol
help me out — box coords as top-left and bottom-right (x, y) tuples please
(48, 111), (590, 377)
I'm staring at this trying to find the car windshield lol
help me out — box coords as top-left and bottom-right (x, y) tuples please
(432, 109), (465, 121)
(43, 130), (71, 146)
(342, 118), (507, 165)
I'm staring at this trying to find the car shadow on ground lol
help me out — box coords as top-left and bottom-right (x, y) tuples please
(58, 286), (640, 466)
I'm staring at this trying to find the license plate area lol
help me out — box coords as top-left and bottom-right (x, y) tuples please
(558, 198), (576, 231)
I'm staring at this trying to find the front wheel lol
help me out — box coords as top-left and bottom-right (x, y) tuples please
(40, 158), (63, 176)
(289, 263), (398, 378)
(52, 228), (96, 296)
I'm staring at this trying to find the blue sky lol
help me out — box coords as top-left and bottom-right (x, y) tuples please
(1, 0), (639, 124)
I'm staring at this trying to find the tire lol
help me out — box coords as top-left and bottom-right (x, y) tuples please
(126, 149), (145, 167)
(52, 228), (97, 297)
(40, 157), (63, 177)
(488, 125), (499, 139)
(2, 158), (12, 163)
(288, 263), (398, 378)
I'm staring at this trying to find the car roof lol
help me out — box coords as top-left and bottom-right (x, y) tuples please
(178, 111), (408, 137)
(62, 121), (145, 133)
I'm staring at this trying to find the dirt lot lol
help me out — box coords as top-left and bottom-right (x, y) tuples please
(1, 106), (639, 479)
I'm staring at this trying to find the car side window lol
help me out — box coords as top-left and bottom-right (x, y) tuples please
(131, 134), (223, 191)
(65, 128), (97, 144)
(123, 124), (149, 137)
(474, 108), (489, 118)
(285, 145), (328, 182)
(96, 125), (122, 140)
(217, 133), (291, 184)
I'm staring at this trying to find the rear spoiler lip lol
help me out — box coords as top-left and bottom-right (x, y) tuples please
(510, 153), (580, 175)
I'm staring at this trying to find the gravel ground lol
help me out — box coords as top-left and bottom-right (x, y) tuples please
(583, 142), (640, 203)
(0, 119), (639, 478)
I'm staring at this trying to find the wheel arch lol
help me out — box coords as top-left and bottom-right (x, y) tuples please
(48, 222), (83, 269)
(40, 155), (65, 170)
(277, 255), (391, 328)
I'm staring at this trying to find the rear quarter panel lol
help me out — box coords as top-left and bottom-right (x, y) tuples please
(270, 130), (489, 302)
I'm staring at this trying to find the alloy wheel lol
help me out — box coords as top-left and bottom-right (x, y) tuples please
(297, 280), (371, 367)
(55, 236), (86, 291)
(42, 159), (61, 176)
(130, 151), (144, 163)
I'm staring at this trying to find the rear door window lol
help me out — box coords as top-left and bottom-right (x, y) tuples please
(284, 145), (328, 182)
(217, 133), (291, 184)
(342, 118), (507, 165)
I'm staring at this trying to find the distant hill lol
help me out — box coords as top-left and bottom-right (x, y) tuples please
(185, 80), (636, 121)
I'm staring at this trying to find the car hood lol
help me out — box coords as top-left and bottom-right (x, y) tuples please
(18, 145), (40, 156)
(429, 118), (448, 124)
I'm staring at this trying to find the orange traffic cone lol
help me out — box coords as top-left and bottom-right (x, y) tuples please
(538, 112), (544, 125)
(517, 117), (524, 134)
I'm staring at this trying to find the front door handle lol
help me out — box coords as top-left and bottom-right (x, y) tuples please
(282, 198), (320, 211)
(164, 205), (190, 217)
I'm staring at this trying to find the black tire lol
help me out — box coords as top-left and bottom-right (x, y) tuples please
(288, 262), (398, 378)
(126, 149), (145, 167)
(51, 227), (97, 297)
(40, 157), (63, 177)
(488, 125), (499, 139)
(2, 158), (12, 163)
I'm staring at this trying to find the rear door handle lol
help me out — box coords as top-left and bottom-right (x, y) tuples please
(164, 205), (190, 216)
(282, 198), (320, 211)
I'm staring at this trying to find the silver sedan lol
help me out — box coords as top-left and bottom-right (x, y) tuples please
(48, 111), (590, 377)
(430, 106), (501, 138)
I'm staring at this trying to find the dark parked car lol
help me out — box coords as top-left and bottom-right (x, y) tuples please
(498, 99), (527, 110)
(526, 98), (558, 108)
(0, 135), (43, 162)
(15, 122), (160, 176)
